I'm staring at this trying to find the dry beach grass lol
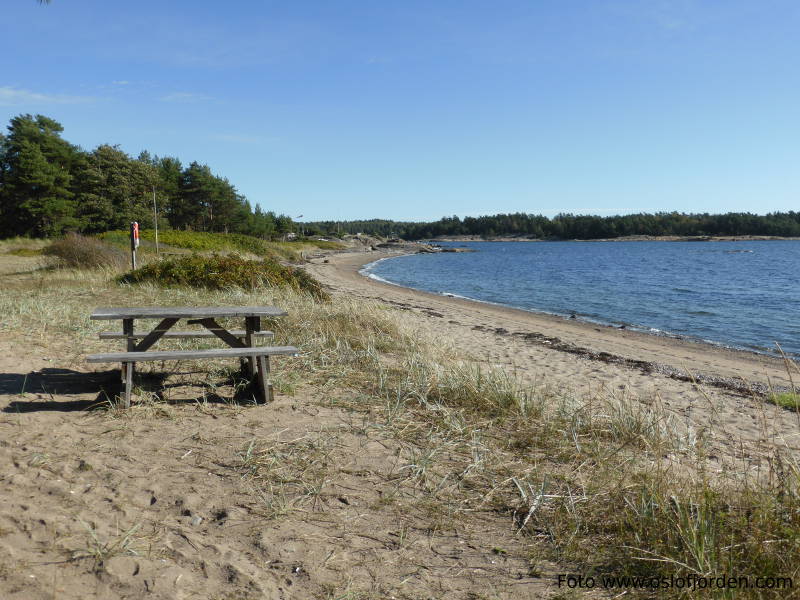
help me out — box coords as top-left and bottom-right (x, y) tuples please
(0, 239), (799, 598)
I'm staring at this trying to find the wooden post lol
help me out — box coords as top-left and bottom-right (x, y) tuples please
(130, 222), (139, 270)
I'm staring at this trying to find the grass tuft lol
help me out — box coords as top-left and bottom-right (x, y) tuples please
(6, 247), (42, 256)
(769, 392), (800, 410)
(43, 233), (127, 270)
(73, 520), (142, 567)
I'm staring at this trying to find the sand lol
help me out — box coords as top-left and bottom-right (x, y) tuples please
(0, 343), (554, 599)
(306, 250), (800, 461)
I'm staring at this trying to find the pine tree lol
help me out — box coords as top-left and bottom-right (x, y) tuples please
(1, 115), (80, 236)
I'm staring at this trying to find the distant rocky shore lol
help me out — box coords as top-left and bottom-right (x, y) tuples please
(375, 241), (476, 253)
(427, 234), (800, 243)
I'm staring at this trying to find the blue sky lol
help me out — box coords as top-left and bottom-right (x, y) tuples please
(2, 1), (798, 221)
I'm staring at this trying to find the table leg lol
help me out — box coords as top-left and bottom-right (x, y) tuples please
(134, 318), (179, 352)
(122, 318), (135, 385)
(245, 316), (260, 377)
(123, 361), (133, 408)
(187, 318), (246, 348)
(255, 355), (272, 403)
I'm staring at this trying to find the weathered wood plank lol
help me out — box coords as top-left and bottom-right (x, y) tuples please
(90, 306), (288, 320)
(123, 361), (133, 408)
(99, 330), (274, 340)
(86, 346), (299, 363)
(187, 318), (246, 349)
(133, 317), (179, 352)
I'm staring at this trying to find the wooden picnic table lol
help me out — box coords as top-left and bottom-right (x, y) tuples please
(87, 306), (298, 407)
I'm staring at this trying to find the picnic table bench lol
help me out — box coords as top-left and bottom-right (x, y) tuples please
(86, 306), (299, 407)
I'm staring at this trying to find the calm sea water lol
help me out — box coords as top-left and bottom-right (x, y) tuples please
(362, 241), (800, 357)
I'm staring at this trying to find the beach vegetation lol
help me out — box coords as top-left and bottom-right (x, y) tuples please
(769, 391), (800, 410)
(73, 520), (143, 568)
(98, 229), (344, 262)
(6, 247), (42, 256)
(118, 253), (330, 299)
(42, 233), (128, 270)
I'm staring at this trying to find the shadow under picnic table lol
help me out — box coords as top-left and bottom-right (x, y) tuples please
(0, 367), (264, 412)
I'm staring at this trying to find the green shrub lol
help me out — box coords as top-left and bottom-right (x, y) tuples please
(118, 253), (329, 299)
(98, 230), (344, 261)
(43, 234), (128, 269)
(6, 247), (42, 256)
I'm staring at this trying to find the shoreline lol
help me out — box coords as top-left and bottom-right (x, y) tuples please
(426, 235), (800, 242)
(306, 249), (794, 395)
(359, 253), (789, 361)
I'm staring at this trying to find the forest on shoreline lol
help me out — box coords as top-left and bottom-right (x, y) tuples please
(0, 114), (295, 239)
(308, 211), (800, 241)
(3, 114), (799, 243)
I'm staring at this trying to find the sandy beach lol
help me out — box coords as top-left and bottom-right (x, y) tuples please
(0, 245), (798, 598)
(306, 250), (800, 461)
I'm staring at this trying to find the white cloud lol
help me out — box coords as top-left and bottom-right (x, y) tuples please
(160, 91), (213, 103)
(0, 86), (95, 106)
(112, 80), (130, 86)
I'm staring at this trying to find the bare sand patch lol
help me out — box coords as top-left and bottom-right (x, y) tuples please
(0, 367), (554, 599)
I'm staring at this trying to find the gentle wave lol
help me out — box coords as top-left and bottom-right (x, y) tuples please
(363, 241), (800, 357)
(362, 257), (688, 341)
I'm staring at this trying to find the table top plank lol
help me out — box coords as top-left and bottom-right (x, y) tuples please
(90, 306), (288, 320)
(98, 330), (274, 339)
(86, 346), (299, 362)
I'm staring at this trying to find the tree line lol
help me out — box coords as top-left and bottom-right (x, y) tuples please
(308, 211), (800, 240)
(3, 114), (797, 242)
(0, 114), (295, 239)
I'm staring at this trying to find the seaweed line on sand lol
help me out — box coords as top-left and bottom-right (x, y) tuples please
(321, 278), (789, 399)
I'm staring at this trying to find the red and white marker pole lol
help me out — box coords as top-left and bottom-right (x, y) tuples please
(130, 221), (140, 269)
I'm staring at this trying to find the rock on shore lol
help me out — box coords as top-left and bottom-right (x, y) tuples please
(376, 241), (476, 253)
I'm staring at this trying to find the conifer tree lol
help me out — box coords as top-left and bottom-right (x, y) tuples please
(0, 115), (80, 236)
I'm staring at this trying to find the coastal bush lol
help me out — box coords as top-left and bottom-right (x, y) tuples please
(118, 253), (329, 299)
(98, 230), (344, 262)
(43, 233), (128, 270)
(99, 230), (257, 254)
